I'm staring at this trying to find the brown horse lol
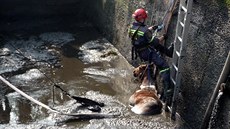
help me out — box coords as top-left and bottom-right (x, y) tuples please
(129, 64), (163, 115)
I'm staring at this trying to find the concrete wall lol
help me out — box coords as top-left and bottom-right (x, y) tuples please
(87, 0), (171, 61)
(85, 0), (178, 62)
(180, 1), (230, 128)
(87, 0), (230, 129)
(1, 0), (230, 128)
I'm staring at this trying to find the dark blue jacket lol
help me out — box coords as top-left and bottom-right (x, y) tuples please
(128, 22), (153, 49)
(129, 21), (173, 69)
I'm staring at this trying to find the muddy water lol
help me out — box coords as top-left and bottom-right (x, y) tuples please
(0, 23), (179, 129)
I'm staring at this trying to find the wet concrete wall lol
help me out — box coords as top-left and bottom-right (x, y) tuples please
(1, 0), (230, 128)
(86, 0), (230, 129)
(180, 1), (230, 129)
(86, 0), (171, 61)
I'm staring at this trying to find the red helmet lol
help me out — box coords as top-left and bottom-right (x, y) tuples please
(132, 8), (148, 22)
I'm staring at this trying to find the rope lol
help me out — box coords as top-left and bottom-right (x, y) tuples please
(8, 42), (58, 84)
(0, 75), (60, 113)
(139, 64), (149, 82)
(150, 0), (179, 85)
(150, 0), (157, 26)
(6, 41), (109, 111)
(7, 42), (62, 105)
(0, 75), (119, 118)
(161, 0), (179, 34)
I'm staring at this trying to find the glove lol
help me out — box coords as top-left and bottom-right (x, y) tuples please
(157, 24), (164, 32)
(152, 25), (158, 30)
(163, 33), (168, 40)
(148, 25), (158, 31)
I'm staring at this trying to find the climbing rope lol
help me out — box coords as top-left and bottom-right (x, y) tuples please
(162, 0), (179, 33)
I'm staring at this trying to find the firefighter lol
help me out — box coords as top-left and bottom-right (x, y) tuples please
(128, 8), (174, 111)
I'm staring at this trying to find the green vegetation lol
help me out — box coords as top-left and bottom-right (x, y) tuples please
(226, 0), (230, 7)
(217, 0), (230, 8)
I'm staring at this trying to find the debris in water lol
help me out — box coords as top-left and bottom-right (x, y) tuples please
(100, 50), (118, 58)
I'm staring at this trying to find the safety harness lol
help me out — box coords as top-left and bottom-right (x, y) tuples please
(130, 25), (142, 60)
(129, 23), (170, 83)
(130, 24), (154, 85)
(129, 23), (163, 61)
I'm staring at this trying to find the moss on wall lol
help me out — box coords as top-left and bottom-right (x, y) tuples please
(218, 0), (230, 8)
(226, 0), (230, 7)
(224, 0), (230, 8)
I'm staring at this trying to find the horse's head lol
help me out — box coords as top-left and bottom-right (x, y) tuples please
(133, 64), (148, 78)
(133, 64), (157, 89)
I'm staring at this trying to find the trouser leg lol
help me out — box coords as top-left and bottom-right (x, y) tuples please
(160, 70), (174, 112)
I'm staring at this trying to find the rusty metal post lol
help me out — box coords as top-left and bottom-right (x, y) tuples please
(200, 51), (230, 129)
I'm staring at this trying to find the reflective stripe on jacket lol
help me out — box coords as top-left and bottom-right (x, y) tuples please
(128, 22), (152, 48)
